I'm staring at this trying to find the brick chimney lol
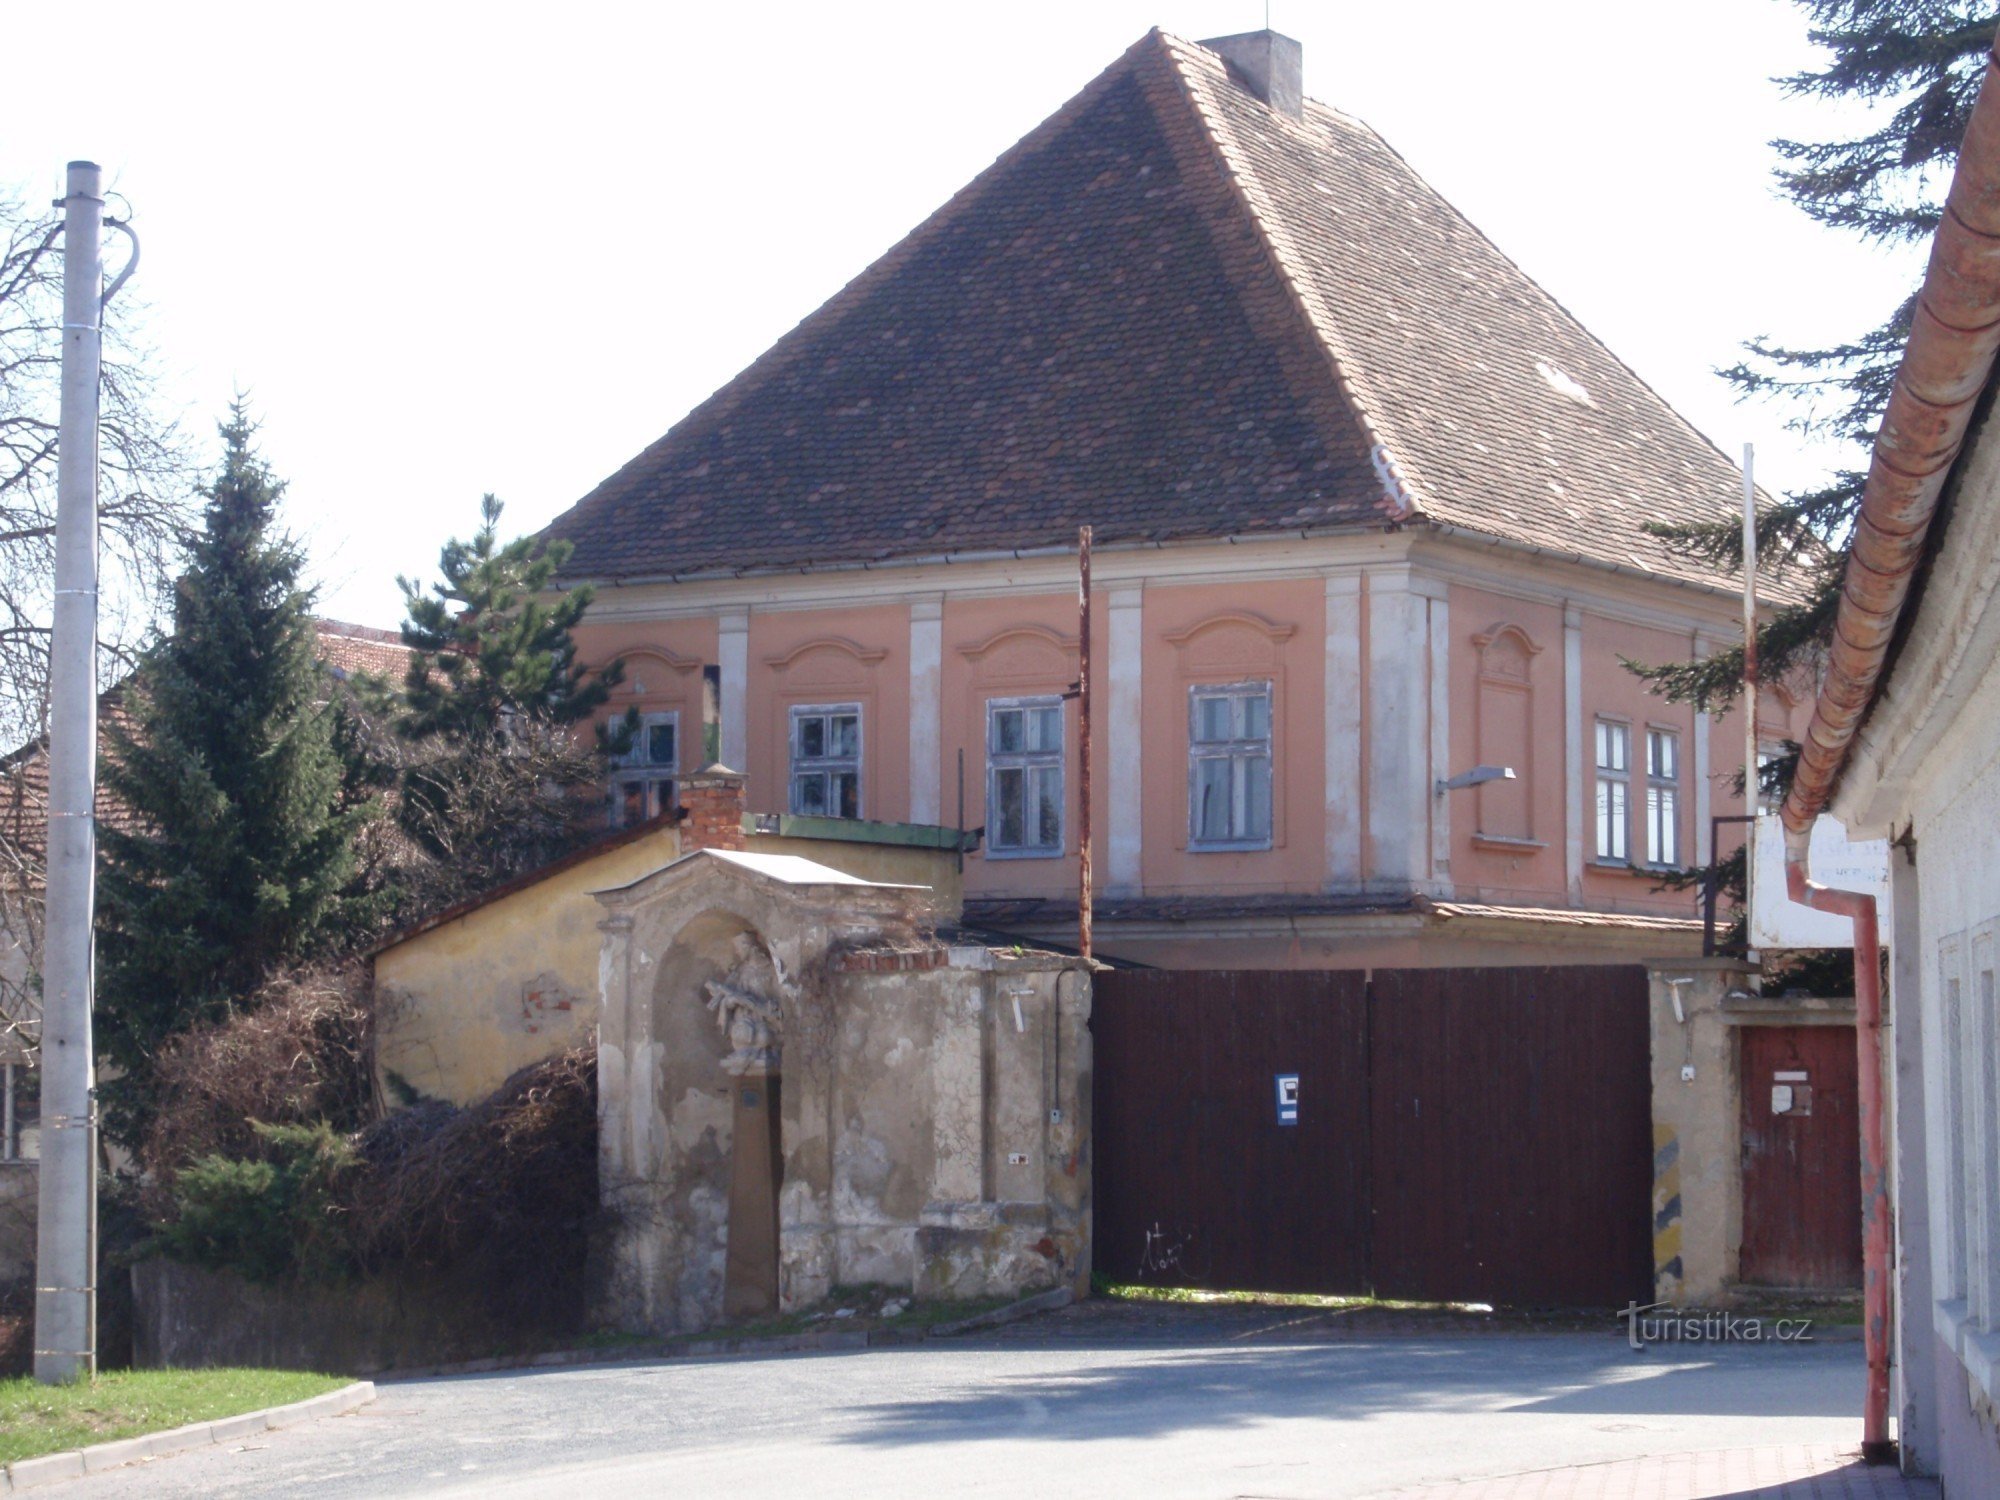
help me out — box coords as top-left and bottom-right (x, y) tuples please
(678, 764), (747, 852)
(1200, 30), (1303, 120)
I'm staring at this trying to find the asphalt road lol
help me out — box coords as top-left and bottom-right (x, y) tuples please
(60, 1329), (1871, 1499)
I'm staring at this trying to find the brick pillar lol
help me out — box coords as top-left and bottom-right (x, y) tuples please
(678, 764), (747, 852)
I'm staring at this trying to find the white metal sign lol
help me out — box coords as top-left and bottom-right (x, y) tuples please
(1749, 812), (1892, 951)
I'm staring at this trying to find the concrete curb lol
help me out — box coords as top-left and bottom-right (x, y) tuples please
(378, 1286), (1081, 1382)
(1, 1381), (375, 1493)
(929, 1285), (1074, 1336)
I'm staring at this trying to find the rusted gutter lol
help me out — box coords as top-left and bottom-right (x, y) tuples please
(1777, 39), (2000, 1471)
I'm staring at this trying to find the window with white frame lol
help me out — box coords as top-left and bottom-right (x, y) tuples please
(1594, 718), (1630, 862)
(986, 697), (1063, 857)
(1189, 681), (1273, 850)
(1645, 727), (1681, 866)
(609, 710), (678, 827)
(789, 704), (861, 818)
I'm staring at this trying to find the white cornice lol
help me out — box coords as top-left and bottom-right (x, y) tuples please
(576, 525), (1752, 639)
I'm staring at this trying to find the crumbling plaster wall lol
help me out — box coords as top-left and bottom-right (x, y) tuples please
(372, 824), (683, 1105)
(593, 859), (1090, 1335)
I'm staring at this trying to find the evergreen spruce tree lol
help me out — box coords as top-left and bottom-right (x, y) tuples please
(99, 409), (368, 1137)
(383, 494), (623, 904)
(1628, 2), (1995, 926)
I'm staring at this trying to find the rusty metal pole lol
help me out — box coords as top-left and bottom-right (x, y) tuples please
(1077, 526), (1093, 964)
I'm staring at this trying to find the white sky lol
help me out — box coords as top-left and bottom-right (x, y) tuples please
(7, 0), (1924, 629)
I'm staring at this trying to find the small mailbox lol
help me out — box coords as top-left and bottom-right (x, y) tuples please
(1274, 1073), (1299, 1126)
(1772, 1069), (1812, 1117)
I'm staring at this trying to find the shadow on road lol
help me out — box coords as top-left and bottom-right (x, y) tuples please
(828, 1337), (1853, 1446)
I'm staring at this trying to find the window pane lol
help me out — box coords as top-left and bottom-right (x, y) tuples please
(798, 716), (825, 759)
(1242, 691), (1271, 742)
(832, 715), (860, 759)
(1243, 753), (1272, 839)
(1600, 778), (1627, 859)
(833, 770), (860, 819)
(995, 767), (1025, 848)
(992, 708), (1022, 754)
(1649, 786), (1679, 865)
(1194, 757), (1232, 841)
(1029, 706), (1062, 753)
(793, 772), (826, 815)
(646, 721), (676, 766)
(1032, 766), (1062, 849)
(1596, 721), (1627, 772)
(1195, 696), (1232, 743)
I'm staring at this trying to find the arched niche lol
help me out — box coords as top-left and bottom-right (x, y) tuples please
(1470, 623), (1541, 841)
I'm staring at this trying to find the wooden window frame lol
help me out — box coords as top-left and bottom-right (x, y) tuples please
(1187, 679), (1274, 853)
(608, 709), (679, 828)
(985, 695), (1065, 859)
(789, 702), (864, 820)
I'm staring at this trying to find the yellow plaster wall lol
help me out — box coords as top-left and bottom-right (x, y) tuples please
(373, 825), (684, 1105)
(372, 826), (961, 1107)
(745, 835), (961, 913)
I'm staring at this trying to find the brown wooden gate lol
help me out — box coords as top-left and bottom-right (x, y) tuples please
(1093, 964), (1653, 1308)
(1739, 1025), (1862, 1289)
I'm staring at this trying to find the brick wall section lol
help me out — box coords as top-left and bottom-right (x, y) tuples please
(833, 947), (950, 974)
(678, 766), (747, 852)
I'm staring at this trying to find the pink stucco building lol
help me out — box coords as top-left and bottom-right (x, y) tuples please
(550, 28), (1793, 971)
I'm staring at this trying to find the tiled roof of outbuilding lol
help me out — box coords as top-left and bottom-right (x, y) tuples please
(544, 30), (1758, 593)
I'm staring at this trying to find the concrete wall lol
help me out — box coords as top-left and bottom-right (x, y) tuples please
(131, 1257), (585, 1375)
(1646, 960), (1855, 1307)
(0, 1163), (34, 1288)
(593, 855), (1089, 1335)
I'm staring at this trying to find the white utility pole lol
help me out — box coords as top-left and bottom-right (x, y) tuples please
(35, 161), (105, 1384)
(1741, 443), (1760, 961)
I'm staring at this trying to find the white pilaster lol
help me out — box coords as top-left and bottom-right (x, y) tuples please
(1367, 568), (1429, 889)
(1425, 583), (1451, 892)
(909, 597), (943, 825)
(719, 608), (749, 773)
(1323, 574), (1363, 889)
(1564, 601), (1585, 901)
(1106, 586), (1144, 895)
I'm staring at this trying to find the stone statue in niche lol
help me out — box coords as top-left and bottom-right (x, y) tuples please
(703, 933), (785, 1076)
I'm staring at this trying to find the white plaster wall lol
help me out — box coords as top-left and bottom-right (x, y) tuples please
(1909, 663), (2000, 1404)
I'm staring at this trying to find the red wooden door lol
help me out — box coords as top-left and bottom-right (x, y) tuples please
(1739, 1025), (1862, 1288)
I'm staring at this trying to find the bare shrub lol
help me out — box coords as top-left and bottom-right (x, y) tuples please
(348, 1044), (596, 1275)
(139, 964), (374, 1198)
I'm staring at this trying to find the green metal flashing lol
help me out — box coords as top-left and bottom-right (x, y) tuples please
(744, 811), (983, 853)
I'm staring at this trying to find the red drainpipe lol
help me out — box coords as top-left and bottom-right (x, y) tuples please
(1785, 855), (1892, 1462)
(1777, 40), (2000, 1468)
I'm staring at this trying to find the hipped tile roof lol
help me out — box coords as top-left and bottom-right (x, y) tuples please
(544, 30), (1757, 592)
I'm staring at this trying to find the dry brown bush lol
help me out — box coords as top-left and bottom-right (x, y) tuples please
(139, 964), (375, 1199)
(348, 1045), (596, 1274)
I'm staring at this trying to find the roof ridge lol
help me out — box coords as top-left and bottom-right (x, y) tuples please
(549, 33), (1172, 559)
(1158, 32), (1425, 521)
